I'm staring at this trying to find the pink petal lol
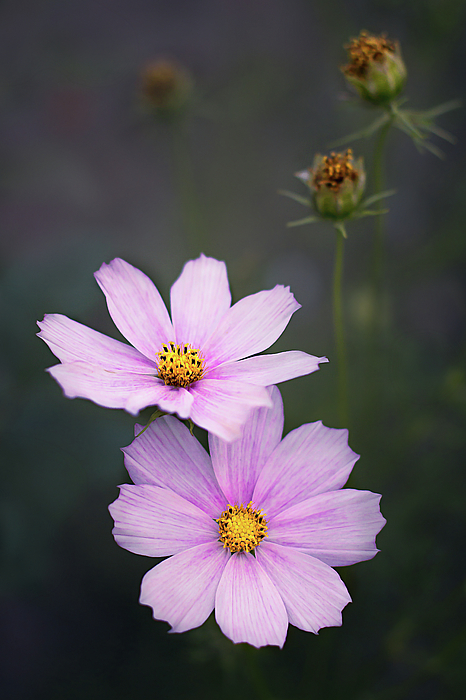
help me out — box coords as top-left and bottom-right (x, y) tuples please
(47, 361), (166, 414)
(140, 541), (230, 633)
(170, 255), (231, 349)
(208, 386), (284, 505)
(37, 314), (156, 372)
(122, 415), (226, 517)
(256, 542), (351, 633)
(253, 421), (359, 516)
(188, 378), (272, 442)
(207, 351), (327, 386)
(203, 285), (301, 366)
(269, 489), (385, 566)
(109, 484), (218, 557)
(149, 384), (194, 420)
(94, 258), (173, 361)
(215, 551), (288, 648)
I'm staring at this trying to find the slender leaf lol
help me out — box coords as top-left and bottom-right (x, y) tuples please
(286, 216), (319, 227)
(328, 113), (390, 148)
(361, 190), (396, 208)
(352, 208), (389, 219)
(421, 98), (461, 119)
(278, 190), (312, 207)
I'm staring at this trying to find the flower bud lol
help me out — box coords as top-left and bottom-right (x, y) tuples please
(296, 149), (366, 220)
(140, 59), (193, 118)
(342, 31), (407, 105)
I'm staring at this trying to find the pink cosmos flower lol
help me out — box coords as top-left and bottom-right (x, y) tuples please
(37, 255), (326, 441)
(109, 386), (385, 648)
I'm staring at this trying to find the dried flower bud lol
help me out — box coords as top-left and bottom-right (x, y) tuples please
(296, 149), (366, 220)
(342, 31), (407, 105)
(140, 59), (193, 118)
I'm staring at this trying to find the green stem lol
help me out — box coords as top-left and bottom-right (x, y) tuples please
(333, 225), (349, 427)
(367, 112), (393, 415)
(243, 646), (275, 700)
(170, 118), (207, 255)
(371, 116), (392, 304)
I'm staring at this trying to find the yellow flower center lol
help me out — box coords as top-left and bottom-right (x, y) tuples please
(216, 502), (268, 554)
(157, 342), (205, 388)
(313, 149), (358, 193)
(343, 31), (396, 78)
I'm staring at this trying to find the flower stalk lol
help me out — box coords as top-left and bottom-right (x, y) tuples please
(281, 149), (393, 230)
(333, 31), (460, 158)
(333, 225), (349, 427)
(371, 117), (392, 313)
(170, 118), (207, 256)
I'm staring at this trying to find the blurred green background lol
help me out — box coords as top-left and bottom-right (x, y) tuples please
(1, 1), (466, 698)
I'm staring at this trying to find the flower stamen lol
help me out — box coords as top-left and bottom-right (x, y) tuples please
(157, 341), (205, 388)
(343, 31), (396, 78)
(312, 149), (358, 193)
(216, 502), (268, 554)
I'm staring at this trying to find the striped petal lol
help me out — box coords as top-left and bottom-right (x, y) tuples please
(109, 484), (217, 557)
(208, 386), (284, 505)
(94, 258), (173, 360)
(215, 551), (288, 648)
(203, 285), (301, 367)
(188, 378), (272, 442)
(37, 314), (156, 372)
(140, 541), (230, 633)
(47, 361), (165, 414)
(269, 489), (385, 567)
(253, 421), (359, 515)
(122, 415), (226, 517)
(170, 255), (231, 349)
(256, 542), (351, 633)
(207, 351), (327, 386)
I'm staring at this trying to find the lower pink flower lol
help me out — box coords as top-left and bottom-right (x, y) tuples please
(109, 386), (386, 648)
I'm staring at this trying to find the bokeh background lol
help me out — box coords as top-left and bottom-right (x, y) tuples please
(1, 1), (466, 698)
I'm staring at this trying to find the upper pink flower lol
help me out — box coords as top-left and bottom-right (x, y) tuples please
(109, 386), (386, 648)
(37, 255), (327, 441)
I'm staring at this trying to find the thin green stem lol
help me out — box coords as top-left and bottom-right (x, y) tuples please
(243, 646), (275, 700)
(333, 226), (349, 427)
(371, 115), (392, 303)
(170, 118), (207, 255)
(366, 112), (394, 423)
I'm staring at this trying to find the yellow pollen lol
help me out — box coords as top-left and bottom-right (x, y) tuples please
(216, 502), (268, 554)
(343, 31), (396, 78)
(312, 149), (358, 193)
(157, 341), (205, 388)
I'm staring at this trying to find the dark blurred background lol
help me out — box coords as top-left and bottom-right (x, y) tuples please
(1, 1), (466, 698)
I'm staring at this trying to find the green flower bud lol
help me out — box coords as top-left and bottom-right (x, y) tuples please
(296, 149), (366, 220)
(140, 59), (193, 119)
(342, 31), (407, 106)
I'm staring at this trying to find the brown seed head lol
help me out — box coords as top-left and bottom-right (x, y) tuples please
(141, 60), (181, 107)
(312, 149), (358, 193)
(343, 31), (397, 78)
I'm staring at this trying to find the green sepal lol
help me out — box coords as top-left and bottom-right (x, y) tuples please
(329, 112), (391, 148)
(351, 208), (389, 219)
(331, 98), (460, 158)
(359, 190), (396, 208)
(278, 190), (312, 207)
(391, 99), (461, 158)
(334, 221), (347, 238)
(286, 216), (320, 228)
